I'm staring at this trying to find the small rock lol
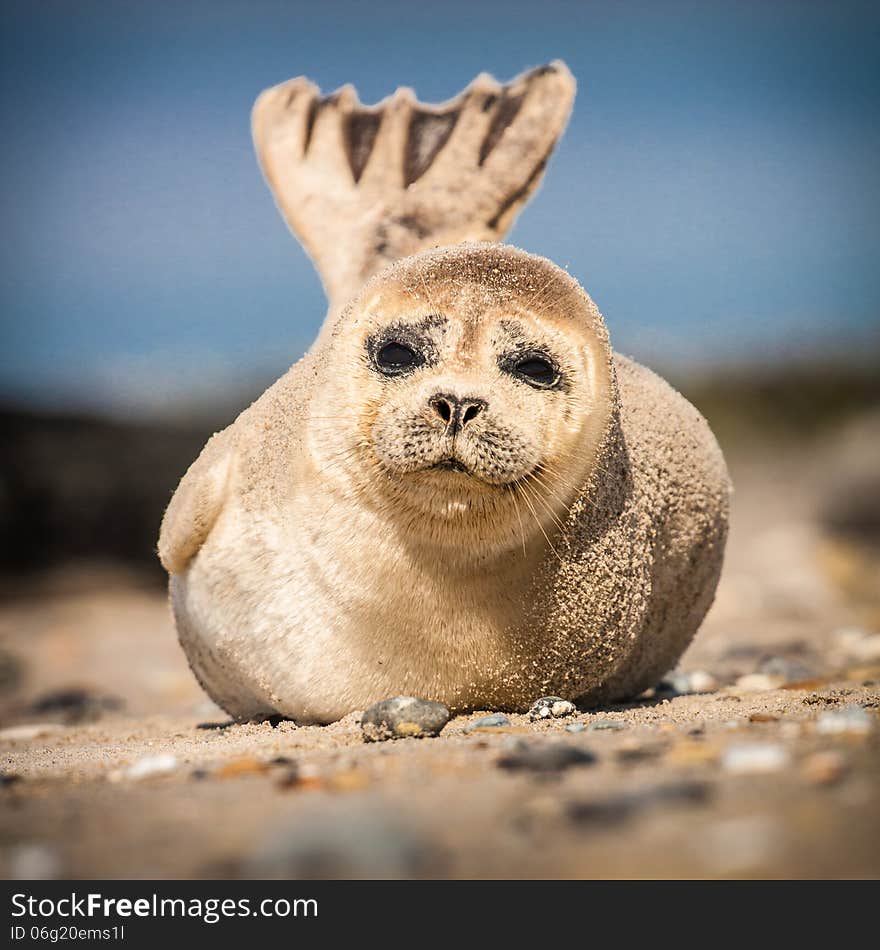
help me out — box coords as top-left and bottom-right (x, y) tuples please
(734, 673), (782, 693)
(528, 696), (576, 720)
(801, 751), (847, 785)
(29, 687), (123, 724)
(361, 696), (450, 742)
(498, 741), (596, 773)
(667, 741), (721, 766)
(121, 754), (179, 780)
(328, 769), (370, 792)
(567, 781), (710, 827)
(565, 723), (586, 733)
(721, 743), (790, 774)
(748, 712), (779, 723)
(464, 713), (511, 731)
(656, 670), (718, 697)
(0, 723), (65, 743)
(567, 797), (635, 826)
(615, 741), (664, 763)
(587, 719), (627, 732)
(815, 704), (873, 736)
(215, 757), (270, 778)
(276, 762), (323, 791)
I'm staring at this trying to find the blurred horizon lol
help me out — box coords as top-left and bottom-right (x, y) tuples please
(1, 0), (879, 420)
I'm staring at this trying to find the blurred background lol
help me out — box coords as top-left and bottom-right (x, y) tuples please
(0, 0), (879, 879)
(1, 0), (878, 579)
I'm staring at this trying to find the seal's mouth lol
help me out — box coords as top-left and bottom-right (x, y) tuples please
(429, 458), (470, 474)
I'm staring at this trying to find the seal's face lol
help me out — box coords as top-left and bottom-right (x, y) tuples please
(309, 251), (614, 552)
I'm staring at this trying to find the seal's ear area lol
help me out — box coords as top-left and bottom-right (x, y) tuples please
(158, 431), (234, 575)
(252, 62), (576, 310)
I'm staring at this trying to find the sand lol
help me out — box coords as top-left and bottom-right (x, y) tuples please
(1, 425), (879, 879)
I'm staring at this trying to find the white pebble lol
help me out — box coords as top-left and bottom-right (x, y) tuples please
(722, 743), (790, 774)
(121, 754), (179, 780)
(687, 670), (719, 693)
(734, 673), (781, 693)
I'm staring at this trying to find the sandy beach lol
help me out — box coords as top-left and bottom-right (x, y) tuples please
(2, 407), (878, 879)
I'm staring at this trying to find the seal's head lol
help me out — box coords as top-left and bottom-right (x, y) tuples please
(309, 244), (616, 553)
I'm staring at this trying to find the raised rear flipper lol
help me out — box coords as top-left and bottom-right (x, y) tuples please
(252, 61), (576, 310)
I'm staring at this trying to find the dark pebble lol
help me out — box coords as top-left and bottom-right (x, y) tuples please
(498, 741), (597, 773)
(361, 696), (451, 742)
(567, 781), (711, 827)
(465, 714), (511, 731)
(588, 719), (626, 732)
(30, 687), (123, 724)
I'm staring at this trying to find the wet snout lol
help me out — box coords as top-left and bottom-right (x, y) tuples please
(429, 393), (487, 436)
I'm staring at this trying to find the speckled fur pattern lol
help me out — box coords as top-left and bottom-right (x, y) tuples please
(159, 64), (730, 724)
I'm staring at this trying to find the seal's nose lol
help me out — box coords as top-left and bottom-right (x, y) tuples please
(429, 394), (486, 434)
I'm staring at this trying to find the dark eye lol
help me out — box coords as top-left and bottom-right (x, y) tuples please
(375, 341), (420, 375)
(511, 354), (558, 388)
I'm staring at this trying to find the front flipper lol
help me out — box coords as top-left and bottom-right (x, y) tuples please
(158, 429), (235, 574)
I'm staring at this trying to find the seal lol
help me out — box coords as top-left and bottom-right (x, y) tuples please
(159, 63), (731, 723)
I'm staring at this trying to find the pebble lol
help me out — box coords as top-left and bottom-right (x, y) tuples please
(119, 754), (179, 781)
(567, 781), (711, 827)
(361, 696), (450, 741)
(801, 751), (847, 785)
(528, 697), (576, 720)
(667, 741), (722, 767)
(0, 723), (65, 743)
(656, 670), (718, 697)
(565, 723), (586, 733)
(498, 741), (596, 773)
(29, 687), (123, 724)
(721, 743), (790, 774)
(464, 713), (511, 731)
(615, 743), (665, 764)
(215, 757), (270, 778)
(748, 712), (779, 723)
(815, 704), (873, 736)
(587, 719), (627, 732)
(734, 673), (782, 693)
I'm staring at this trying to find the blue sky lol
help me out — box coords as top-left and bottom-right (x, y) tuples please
(1, 0), (878, 416)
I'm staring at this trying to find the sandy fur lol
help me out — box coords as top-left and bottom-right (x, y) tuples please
(161, 244), (729, 723)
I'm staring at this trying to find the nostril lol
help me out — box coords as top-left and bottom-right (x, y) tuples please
(431, 396), (452, 423)
(462, 403), (483, 425)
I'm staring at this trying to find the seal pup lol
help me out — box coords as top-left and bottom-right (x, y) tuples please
(159, 63), (731, 723)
